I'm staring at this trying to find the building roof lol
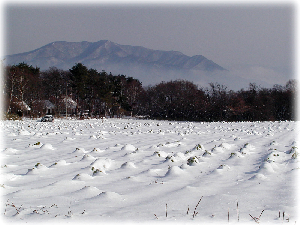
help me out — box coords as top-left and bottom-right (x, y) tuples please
(61, 96), (77, 109)
(14, 101), (31, 111)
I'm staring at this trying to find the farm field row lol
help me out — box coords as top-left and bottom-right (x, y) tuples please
(1, 118), (299, 223)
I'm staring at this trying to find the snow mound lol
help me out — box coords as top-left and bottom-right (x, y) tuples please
(50, 160), (69, 167)
(26, 163), (48, 174)
(40, 143), (55, 150)
(165, 142), (180, 148)
(26, 168), (38, 175)
(121, 144), (136, 151)
(239, 143), (255, 154)
(249, 173), (267, 180)
(2, 173), (19, 182)
(268, 140), (279, 146)
(286, 146), (298, 159)
(202, 150), (212, 157)
(96, 191), (124, 201)
(72, 147), (87, 153)
(258, 161), (278, 173)
(19, 130), (31, 135)
(47, 132), (61, 135)
(92, 169), (107, 176)
(121, 162), (137, 169)
(124, 148), (140, 156)
(3, 148), (19, 154)
(72, 173), (94, 181)
(80, 154), (96, 161)
(34, 163), (48, 170)
(165, 152), (188, 162)
(180, 163), (189, 169)
(243, 143), (255, 150)
(211, 146), (224, 153)
(153, 151), (169, 158)
(228, 152), (243, 159)
(63, 137), (75, 141)
(264, 150), (280, 162)
(165, 152), (186, 163)
(219, 143), (232, 149)
(28, 142), (43, 148)
(126, 176), (141, 182)
(90, 148), (104, 153)
(165, 166), (185, 177)
(72, 186), (101, 198)
(90, 158), (112, 171)
(193, 144), (206, 151)
(217, 164), (231, 170)
(174, 152), (186, 159)
(148, 145), (159, 150)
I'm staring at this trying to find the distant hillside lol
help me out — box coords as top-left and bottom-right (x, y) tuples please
(5, 40), (226, 72)
(4, 40), (292, 92)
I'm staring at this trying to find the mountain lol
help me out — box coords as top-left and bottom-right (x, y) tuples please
(5, 40), (225, 74)
(4, 40), (291, 90)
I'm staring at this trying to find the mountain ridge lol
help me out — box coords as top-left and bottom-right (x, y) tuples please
(5, 40), (226, 73)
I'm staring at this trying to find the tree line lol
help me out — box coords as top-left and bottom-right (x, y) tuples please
(2, 62), (297, 121)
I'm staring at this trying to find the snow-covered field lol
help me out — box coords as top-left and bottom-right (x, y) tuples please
(0, 118), (299, 224)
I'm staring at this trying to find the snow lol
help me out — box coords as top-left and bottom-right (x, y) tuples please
(0, 118), (299, 224)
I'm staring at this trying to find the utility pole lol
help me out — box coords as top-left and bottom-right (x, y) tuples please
(65, 82), (67, 119)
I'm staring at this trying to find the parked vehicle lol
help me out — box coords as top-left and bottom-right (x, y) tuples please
(41, 115), (54, 122)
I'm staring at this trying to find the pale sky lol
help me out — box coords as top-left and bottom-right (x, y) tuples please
(2, 1), (296, 85)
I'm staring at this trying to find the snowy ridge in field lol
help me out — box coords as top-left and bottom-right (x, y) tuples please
(0, 119), (299, 223)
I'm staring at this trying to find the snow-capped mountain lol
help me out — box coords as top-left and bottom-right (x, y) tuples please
(6, 40), (288, 90)
(5, 40), (225, 73)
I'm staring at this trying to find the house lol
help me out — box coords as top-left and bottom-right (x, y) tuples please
(9, 101), (31, 116)
(14, 101), (31, 111)
(32, 100), (55, 116)
(58, 96), (77, 116)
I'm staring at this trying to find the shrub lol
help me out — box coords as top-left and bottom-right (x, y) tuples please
(292, 151), (298, 159)
(187, 156), (199, 165)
